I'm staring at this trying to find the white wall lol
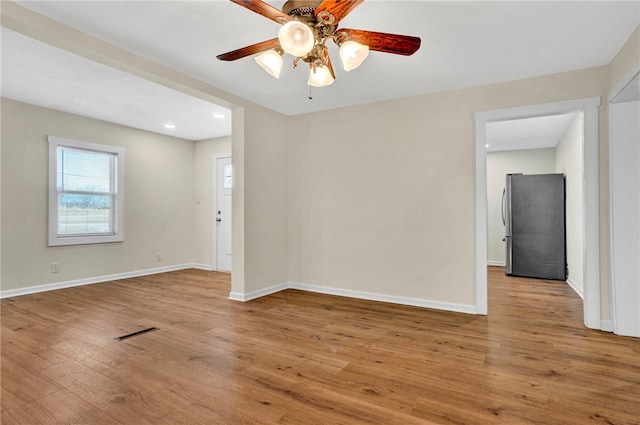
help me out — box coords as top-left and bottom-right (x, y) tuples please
(555, 113), (584, 294)
(193, 136), (232, 268)
(1, 98), (196, 291)
(609, 99), (640, 336)
(486, 149), (556, 266)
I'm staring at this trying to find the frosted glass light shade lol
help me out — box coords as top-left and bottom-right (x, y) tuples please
(255, 49), (283, 78)
(307, 65), (334, 87)
(339, 40), (369, 71)
(278, 21), (315, 57)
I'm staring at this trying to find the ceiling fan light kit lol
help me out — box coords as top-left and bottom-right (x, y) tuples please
(308, 64), (335, 87)
(338, 39), (369, 71)
(255, 48), (284, 78)
(218, 0), (421, 88)
(278, 20), (315, 57)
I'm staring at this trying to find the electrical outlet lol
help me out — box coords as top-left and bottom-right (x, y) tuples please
(155, 253), (162, 262)
(51, 262), (60, 273)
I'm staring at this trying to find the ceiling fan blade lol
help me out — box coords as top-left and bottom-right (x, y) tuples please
(230, 0), (291, 23)
(315, 0), (364, 24)
(335, 28), (421, 56)
(217, 38), (279, 61)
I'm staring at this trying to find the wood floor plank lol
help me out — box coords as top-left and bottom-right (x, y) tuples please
(1, 267), (639, 424)
(1, 405), (41, 425)
(0, 357), (64, 410)
(21, 389), (120, 425)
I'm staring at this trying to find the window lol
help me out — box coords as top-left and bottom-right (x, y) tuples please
(224, 164), (233, 189)
(48, 136), (124, 246)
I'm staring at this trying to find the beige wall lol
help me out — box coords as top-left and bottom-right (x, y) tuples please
(1, 98), (195, 291)
(285, 23), (639, 316)
(288, 66), (608, 308)
(610, 25), (640, 89)
(0, 2), (292, 299)
(239, 104), (289, 294)
(555, 113), (584, 293)
(193, 136), (232, 267)
(486, 149), (556, 266)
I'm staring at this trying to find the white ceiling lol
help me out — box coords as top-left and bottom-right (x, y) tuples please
(485, 113), (578, 152)
(1, 28), (232, 141)
(1, 1), (639, 142)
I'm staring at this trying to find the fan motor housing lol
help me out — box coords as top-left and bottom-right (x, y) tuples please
(282, 0), (322, 17)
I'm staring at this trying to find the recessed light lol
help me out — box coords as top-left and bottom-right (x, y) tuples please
(164, 123), (176, 129)
(212, 113), (225, 119)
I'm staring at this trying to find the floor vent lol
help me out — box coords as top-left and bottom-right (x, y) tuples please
(115, 327), (159, 341)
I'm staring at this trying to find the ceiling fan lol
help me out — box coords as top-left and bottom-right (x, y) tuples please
(217, 0), (421, 87)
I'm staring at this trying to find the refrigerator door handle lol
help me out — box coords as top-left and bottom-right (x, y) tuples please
(501, 187), (506, 226)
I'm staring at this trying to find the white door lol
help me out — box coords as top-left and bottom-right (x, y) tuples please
(216, 156), (232, 271)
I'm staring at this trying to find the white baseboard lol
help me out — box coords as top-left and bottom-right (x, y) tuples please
(191, 263), (213, 271)
(566, 277), (584, 299)
(487, 260), (506, 267)
(4, 267), (477, 316)
(227, 281), (476, 315)
(289, 282), (477, 314)
(600, 319), (613, 332)
(0, 263), (207, 299)
(228, 282), (289, 302)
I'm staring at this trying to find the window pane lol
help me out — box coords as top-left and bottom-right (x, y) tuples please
(58, 194), (111, 235)
(57, 147), (112, 192)
(224, 164), (232, 189)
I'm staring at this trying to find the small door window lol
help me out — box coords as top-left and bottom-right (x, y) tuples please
(224, 164), (232, 189)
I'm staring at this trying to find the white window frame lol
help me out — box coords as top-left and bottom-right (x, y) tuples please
(48, 136), (124, 246)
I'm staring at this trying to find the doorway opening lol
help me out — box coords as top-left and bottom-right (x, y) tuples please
(475, 97), (601, 329)
(485, 112), (583, 307)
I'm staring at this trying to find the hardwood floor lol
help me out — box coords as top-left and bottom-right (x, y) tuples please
(2, 267), (639, 424)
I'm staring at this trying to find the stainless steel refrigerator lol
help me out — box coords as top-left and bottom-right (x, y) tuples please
(502, 173), (567, 280)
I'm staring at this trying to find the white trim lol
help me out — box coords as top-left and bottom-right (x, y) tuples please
(289, 282), (477, 314)
(192, 263), (213, 271)
(475, 97), (601, 329)
(0, 263), (205, 299)
(608, 62), (640, 104)
(47, 136), (125, 246)
(5, 269), (477, 315)
(566, 277), (584, 299)
(475, 115), (488, 315)
(229, 281), (476, 314)
(487, 260), (506, 267)
(228, 282), (288, 302)
(600, 320), (613, 332)
(607, 62), (640, 337)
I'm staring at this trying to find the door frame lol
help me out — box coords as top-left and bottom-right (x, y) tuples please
(474, 97), (601, 329)
(607, 61), (640, 336)
(213, 153), (232, 271)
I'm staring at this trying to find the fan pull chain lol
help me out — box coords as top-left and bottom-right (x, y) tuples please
(308, 85), (313, 100)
